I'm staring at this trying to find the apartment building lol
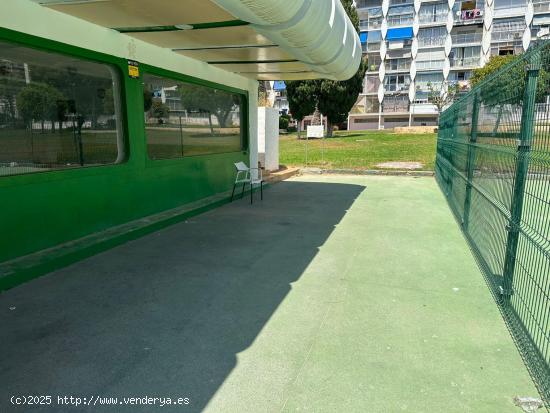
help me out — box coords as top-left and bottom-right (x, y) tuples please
(349, 0), (550, 130)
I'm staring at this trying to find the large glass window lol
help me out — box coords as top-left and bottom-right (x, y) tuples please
(416, 73), (444, 91)
(418, 27), (447, 47)
(384, 74), (411, 92)
(382, 95), (409, 113)
(494, 0), (526, 10)
(385, 58), (411, 72)
(387, 5), (414, 27)
(491, 18), (526, 42)
(143, 73), (244, 160)
(365, 7), (383, 30)
(450, 46), (481, 67)
(365, 75), (381, 93)
(419, 3), (448, 24)
(0, 40), (123, 177)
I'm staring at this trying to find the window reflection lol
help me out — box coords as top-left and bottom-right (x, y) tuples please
(143, 74), (243, 160)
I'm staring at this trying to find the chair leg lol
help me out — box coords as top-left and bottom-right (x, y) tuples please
(230, 183), (236, 201)
(250, 182), (253, 204)
(241, 182), (246, 199)
(260, 181), (263, 200)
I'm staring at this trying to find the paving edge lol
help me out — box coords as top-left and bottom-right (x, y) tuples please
(299, 168), (435, 177)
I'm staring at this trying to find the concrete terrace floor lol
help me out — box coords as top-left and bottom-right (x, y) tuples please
(0, 175), (539, 413)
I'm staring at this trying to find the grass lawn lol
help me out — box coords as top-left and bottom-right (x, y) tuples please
(279, 130), (437, 171)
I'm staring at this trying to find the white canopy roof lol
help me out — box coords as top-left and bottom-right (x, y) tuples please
(31, 0), (362, 81)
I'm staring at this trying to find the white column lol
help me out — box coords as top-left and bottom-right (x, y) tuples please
(249, 81), (259, 173)
(410, 0), (421, 124)
(257, 107), (280, 172)
(379, 0), (389, 129)
(481, 0), (494, 66)
(443, 0), (454, 84)
(524, 0), (534, 51)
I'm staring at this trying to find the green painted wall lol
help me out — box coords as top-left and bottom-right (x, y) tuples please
(0, 28), (250, 264)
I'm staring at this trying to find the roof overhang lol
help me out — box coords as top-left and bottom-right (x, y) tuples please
(30, 0), (362, 81)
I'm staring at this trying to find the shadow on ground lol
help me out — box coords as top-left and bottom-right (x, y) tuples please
(0, 180), (365, 413)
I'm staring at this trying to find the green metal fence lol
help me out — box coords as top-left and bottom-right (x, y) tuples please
(436, 40), (550, 409)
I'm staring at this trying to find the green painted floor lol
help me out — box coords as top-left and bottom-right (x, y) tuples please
(0, 175), (539, 412)
(204, 175), (537, 413)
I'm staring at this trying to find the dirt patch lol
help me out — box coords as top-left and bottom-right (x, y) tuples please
(376, 161), (424, 170)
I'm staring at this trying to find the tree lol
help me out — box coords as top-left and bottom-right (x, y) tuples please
(470, 54), (550, 133)
(317, 57), (368, 136)
(0, 79), (21, 128)
(426, 82), (460, 114)
(31, 66), (112, 130)
(151, 101), (170, 124)
(469, 55), (517, 88)
(16, 82), (65, 132)
(180, 84), (239, 132)
(143, 89), (153, 112)
(284, 0), (367, 137)
(286, 80), (317, 137)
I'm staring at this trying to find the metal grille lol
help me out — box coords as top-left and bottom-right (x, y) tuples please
(436, 40), (550, 409)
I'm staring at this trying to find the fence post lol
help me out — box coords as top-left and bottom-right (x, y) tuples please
(463, 91), (480, 230)
(501, 51), (540, 301)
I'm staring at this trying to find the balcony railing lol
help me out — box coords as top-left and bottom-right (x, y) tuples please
(416, 59), (445, 70)
(415, 82), (443, 91)
(360, 18), (382, 30)
(454, 8), (484, 24)
(387, 14), (414, 26)
(451, 32), (482, 45)
(385, 61), (412, 71)
(382, 102), (410, 113)
(390, 0), (413, 5)
(364, 82), (380, 94)
(491, 30), (524, 42)
(418, 13), (448, 24)
(450, 56), (480, 67)
(365, 42), (381, 52)
(384, 83), (411, 92)
(366, 62), (381, 72)
(418, 36), (446, 47)
(533, 0), (550, 13)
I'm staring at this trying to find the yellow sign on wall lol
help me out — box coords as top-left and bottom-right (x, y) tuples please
(128, 60), (139, 78)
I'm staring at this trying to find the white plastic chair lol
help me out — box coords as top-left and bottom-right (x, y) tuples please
(231, 161), (263, 203)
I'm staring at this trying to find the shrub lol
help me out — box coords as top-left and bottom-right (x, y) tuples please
(279, 115), (290, 130)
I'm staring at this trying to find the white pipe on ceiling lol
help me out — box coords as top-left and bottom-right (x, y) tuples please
(213, 0), (362, 80)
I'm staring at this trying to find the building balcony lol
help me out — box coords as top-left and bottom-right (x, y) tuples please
(387, 14), (414, 27)
(360, 19), (382, 31)
(385, 62), (412, 72)
(450, 56), (481, 68)
(355, 0), (372, 9)
(451, 32), (482, 45)
(453, 8), (484, 25)
(416, 60), (446, 70)
(366, 43), (381, 52)
(418, 37), (446, 48)
(491, 31), (524, 43)
(410, 102), (439, 114)
(493, 5), (527, 18)
(384, 84), (411, 92)
(366, 63), (381, 73)
(533, 0), (550, 13)
(418, 14), (448, 25)
(382, 103), (410, 113)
